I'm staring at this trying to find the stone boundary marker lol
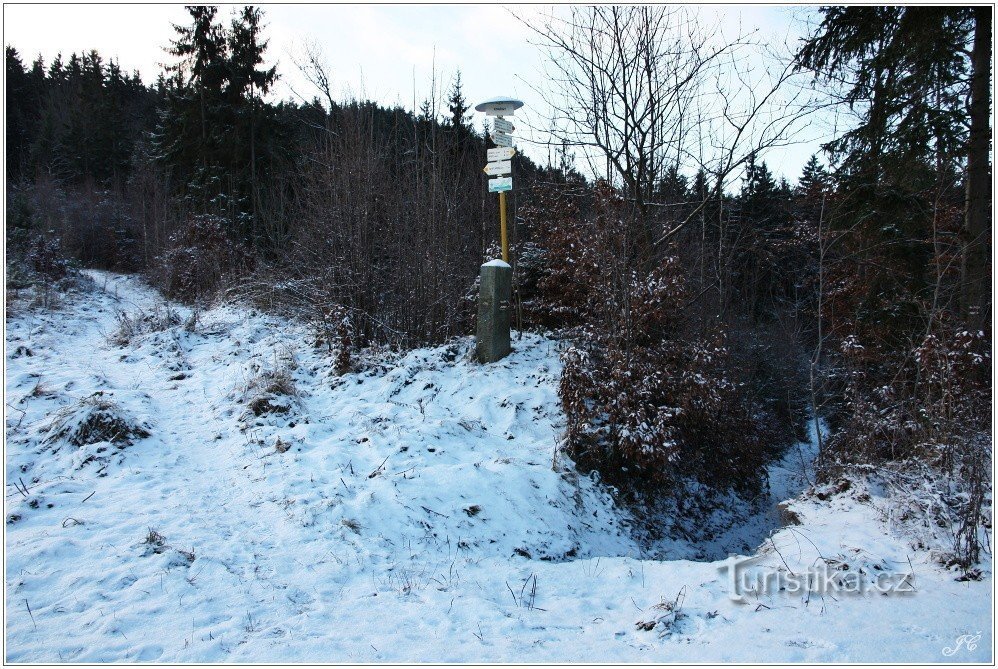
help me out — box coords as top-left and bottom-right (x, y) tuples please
(476, 259), (512, 363)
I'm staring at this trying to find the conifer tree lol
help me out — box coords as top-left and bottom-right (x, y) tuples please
(157, 5), (230, 208)
(796, 155), (829, 197)
(446, 70), (470, 130)
(797, 6), (990, 326)
(226, 5), (279, 243)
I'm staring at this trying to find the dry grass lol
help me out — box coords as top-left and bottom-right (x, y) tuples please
(242, 353), (300, 417)
(143, 527), (167, 552)
(45, 392), (151, 447)
(142, 527), (195, 564)
(109, 304), (181, 346)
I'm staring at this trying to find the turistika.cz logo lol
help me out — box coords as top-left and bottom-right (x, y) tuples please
(717, 554), (916, 603)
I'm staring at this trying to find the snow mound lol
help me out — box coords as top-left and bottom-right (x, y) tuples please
(43, 390), (151, 449)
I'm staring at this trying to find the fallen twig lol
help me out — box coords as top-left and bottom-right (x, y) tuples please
(24, 599), (36, 630)
(368, 455), (390, 478)
(421, 505), (449, 518)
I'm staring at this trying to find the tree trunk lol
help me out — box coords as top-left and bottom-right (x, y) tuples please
(962, 7), (992, 329)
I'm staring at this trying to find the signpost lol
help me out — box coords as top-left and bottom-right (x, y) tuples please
(474, 96), (523, 263)
(483, 160), (512, 176)
(488, 176), (513, 192)
(473, 96), (524, 363)
(487, 147), (515, 162)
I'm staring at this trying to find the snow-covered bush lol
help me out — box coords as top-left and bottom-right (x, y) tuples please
(44, 391), (151, 448)
(561, 336), (776, 497)
(311, 304), (354, 375)
(819, 306), (991, 569)
(240, 355), (300, 418)
(524, 182), (787, 501)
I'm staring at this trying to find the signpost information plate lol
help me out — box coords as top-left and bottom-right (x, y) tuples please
(490, 131), (512, 147)
(483, 160), (512, 176)
(475, 96), (523, 264)
(487, 147), (515, 162)
(493, 117), (514, 134)
(488, 177), (513, 193)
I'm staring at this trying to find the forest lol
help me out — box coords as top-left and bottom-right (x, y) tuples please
(5, 4), (992, 571)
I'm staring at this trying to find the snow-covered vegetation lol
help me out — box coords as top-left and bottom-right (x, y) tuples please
(4, 274), (990, 662)
(5, 4), (992, 662)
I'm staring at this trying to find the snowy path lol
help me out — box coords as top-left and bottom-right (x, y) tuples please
(4, 272), (992, 662)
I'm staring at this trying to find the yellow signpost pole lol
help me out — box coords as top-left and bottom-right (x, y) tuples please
(499, 190), (509, 263)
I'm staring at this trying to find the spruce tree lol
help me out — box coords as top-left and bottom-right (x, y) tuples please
(226, 5), (279, 244)
(796, 155), (828, 197)
(797, 7), (990, 326)
(6, 47), (32, 181)
(157, 6), (230, 213)
(446, 70), (470, 130)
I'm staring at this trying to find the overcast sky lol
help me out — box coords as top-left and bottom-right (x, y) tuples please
(3, 3), (830, 181)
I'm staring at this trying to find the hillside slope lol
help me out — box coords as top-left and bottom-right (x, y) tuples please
(4, 272), (991, 662)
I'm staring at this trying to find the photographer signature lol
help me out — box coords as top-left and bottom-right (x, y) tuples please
(942, 632), (983, 656)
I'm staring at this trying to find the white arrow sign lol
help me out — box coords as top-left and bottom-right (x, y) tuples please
(487, 147), (515, 161)
(491, 131), (512, 147)
(488, 177), (513, 192)
(483, 160), (512, 176)
(493, 117), (514, 134)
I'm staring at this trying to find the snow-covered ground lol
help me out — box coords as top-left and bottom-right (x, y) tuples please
(4, 272), (992, 662)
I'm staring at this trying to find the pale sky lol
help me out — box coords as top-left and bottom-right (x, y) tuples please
(3, 3), (829, 182)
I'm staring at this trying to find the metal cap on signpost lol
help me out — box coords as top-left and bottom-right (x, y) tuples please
(474, 96), (523, 363)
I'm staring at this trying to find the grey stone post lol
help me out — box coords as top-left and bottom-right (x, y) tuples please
(476, 260), (512, 363)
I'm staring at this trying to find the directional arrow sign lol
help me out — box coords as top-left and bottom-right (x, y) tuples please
(487, 147), (515, 161)
(493, 117), (514, 134)
(490, 131), (512, 147)
(488, 176), (513, 193)
(483, 160), (512, 176)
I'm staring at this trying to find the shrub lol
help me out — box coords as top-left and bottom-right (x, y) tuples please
(530, 182), (789, 501)
(822, 323), (990, 471)
(27, 235), (69, 282)
(817, 313), (991, 569)
(331, 306), (354, 375)
(157, 214), (253, 303)
(309, 304), (354, 374)
(61, 187), (142, 271)
(44, 392), (151, 448)
(517, 181), (593, 330)
(561, 335), (778, 498)
(109, 304), (182, 346)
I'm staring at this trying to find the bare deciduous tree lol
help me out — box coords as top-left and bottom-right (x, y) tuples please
(523, 7), (812, 223)
(523, 7), (729, 215)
